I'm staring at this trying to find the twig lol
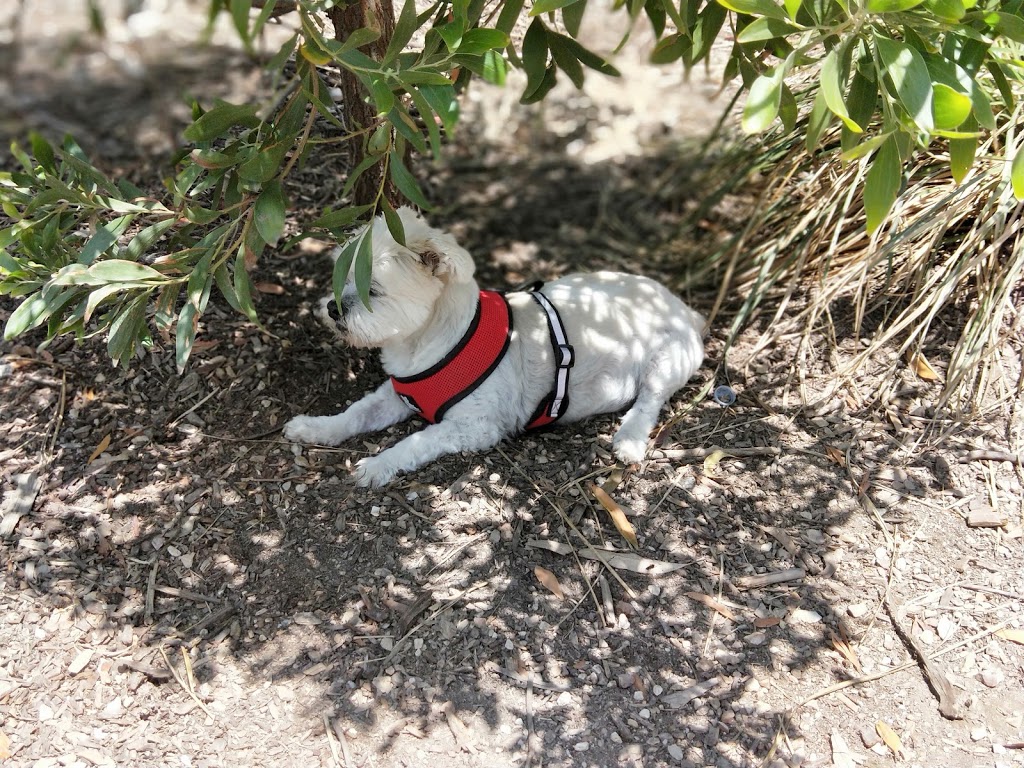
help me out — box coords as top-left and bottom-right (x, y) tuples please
(961, 449), (1023, 465)
(884, 595), (964, 719)
(734, 568), (805, 590)
(323, 713), (343, 768)
(168, 387), (221, 428)
(380, 581), (487, 666)
(960, 583), (1022, 600)
(652, 445), (781, 461)
(332, 719), (355, 768)
(159, 646), (215, 720)
(793, 618), (1013, 709)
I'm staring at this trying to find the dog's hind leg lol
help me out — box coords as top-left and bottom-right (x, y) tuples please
(612, 343), (700, 464)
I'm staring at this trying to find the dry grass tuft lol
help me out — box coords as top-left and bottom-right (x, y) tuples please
(678, 99), (1024, 412)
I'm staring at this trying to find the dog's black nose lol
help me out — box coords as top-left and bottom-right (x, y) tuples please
(326, 299), (342, 321)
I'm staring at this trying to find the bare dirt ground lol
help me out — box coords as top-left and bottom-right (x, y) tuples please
(2, 3), (1023, 768)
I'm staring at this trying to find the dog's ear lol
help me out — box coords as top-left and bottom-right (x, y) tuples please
(396, 208), (475, 283)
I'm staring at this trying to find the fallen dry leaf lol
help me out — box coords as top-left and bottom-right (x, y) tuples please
(255, 282), (286, 295)
(909, 352), (939, 382)
(533, 566), (564, 600)
(684, 591), (736, 621)
(876, 721), (903, 758)
(88, 433), (111, 464)
(590, 484), (638, 549)
(824, 446), (846, 467)
(0, 730), (10, 760)
(753, 616), (782, 628)
(702, 449), (727, 474)
(525, 540), (686, 575)
(996, 628), (1024, 645)
(830, 631), (862, 673)
(830, 730), (855, 768)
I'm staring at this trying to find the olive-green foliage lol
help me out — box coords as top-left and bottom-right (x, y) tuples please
(1, 0), (1022, 369)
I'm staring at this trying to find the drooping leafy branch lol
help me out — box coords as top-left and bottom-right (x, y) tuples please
(1, 0), (1022, 370)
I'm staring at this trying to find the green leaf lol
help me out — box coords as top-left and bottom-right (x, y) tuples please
(806, 88), (835, 151)
(28, 132), (56, 174)
(380, 198), (406, 247)
(83, 282), (146, 323)
(521, 18), (550, 97)
(716, 0), (788, 19)
(214, 262), (242, 314)
(332, 231), (361, 302)
(183, 101), (260, 143)
(233, 249), (260, 324)
(736, 16), (801, 42)
(497, 0), (527, 34)
(949, 129), (976, 184)
(547, 31), (620, 76)
(742, 63), (788, 133)
(4, 286), (64, 339)
(125, 218), (178, 261)
(175, 301), (199, 373)
(389, 151), (431, 209)
(1012, 141), (1024, 201)
(458, 28), (511, 54)
(520, 65), (558, 104)
(354, 222), (374, 308)
(841, 130), (894, 161)
(549, 35), (586, 87)
(230, 0), (254, 47)
(79, 216), (134, 265)
(864, 136), (902, 232)
(367, 76), (396, 116)
(992, 11), (1024, 43)
(531, 0), (579, 16)
(312, 204), (373, 231)
(254, 180), (287, 246)
(384, 0), (419, 62)
(481, 50), (508, 85)
(407, 87), (443, 159)
(783, 0), (802, 19)
(107, 293), (150, 367)
(88, 259), (165, 282)
(931, 82), (971, 129)
(650, 34), (689, 64)
(821, 47), (861, 132)
(562, 0), (586, 36)
(874, 35), (934, 133)
(866, 0), (923, 11)
(418, 84), (460, 132)
(924, 0), (964, 21)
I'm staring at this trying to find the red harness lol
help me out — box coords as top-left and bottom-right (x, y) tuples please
(390, 288), (574, 430)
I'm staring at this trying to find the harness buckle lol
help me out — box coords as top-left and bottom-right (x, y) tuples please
(556, 343), (575, 369)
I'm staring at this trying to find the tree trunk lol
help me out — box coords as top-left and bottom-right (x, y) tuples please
(329, 0), (404, 208)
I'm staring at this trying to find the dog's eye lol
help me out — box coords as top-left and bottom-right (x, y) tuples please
(369, 284), (383, 299)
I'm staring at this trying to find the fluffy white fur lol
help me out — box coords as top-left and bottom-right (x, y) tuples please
(284, 208), (705, 487)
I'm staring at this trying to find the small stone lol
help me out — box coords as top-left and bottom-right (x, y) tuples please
(618, 672), (635, 689)
(667, 744), (684, 761)
(68, 649), (94, 676)
(970, 726), (987, 742)
(573, 742), (589, 752)
(980, 668), (1005, 688)
(789, 608), (822, 624)
(38, 702), (55, 721)
(860, 726), (881, 748)
(639, 709), (651, 719)
(556, 691), (573, 706)
(744, 632), (767, 646)
(847, 603), (869, 618)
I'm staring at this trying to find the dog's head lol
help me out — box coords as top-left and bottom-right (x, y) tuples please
(318, 207), (475, 348)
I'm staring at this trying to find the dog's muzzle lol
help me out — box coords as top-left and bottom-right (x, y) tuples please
(326, 298), (343, 323)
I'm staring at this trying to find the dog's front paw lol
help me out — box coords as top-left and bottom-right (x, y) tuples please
(352, 455), (399, 488)
(283, 415), (347, 446)
(612, 437), (648, 465)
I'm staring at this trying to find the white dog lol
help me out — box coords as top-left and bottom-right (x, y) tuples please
(284, 208), (704, 487)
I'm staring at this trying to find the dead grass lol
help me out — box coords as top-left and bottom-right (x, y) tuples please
(681, 98), (1024, 414)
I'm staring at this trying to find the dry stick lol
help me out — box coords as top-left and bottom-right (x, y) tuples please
(961, 583), (1023, 601)
(332, 720), (355, 768)
(734, 568), (805, 590)
(884, 596), (964, 720)
(322, 713), (343, 768)
(379, 581), (487, 666)
(159, 646), (214, 720)
(961, 449), (1023, 465)
(653, 446), (782, 461)
(794, 618), (1013, 709)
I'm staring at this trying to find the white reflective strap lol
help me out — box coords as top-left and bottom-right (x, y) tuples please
(531, 289), (573, 418)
